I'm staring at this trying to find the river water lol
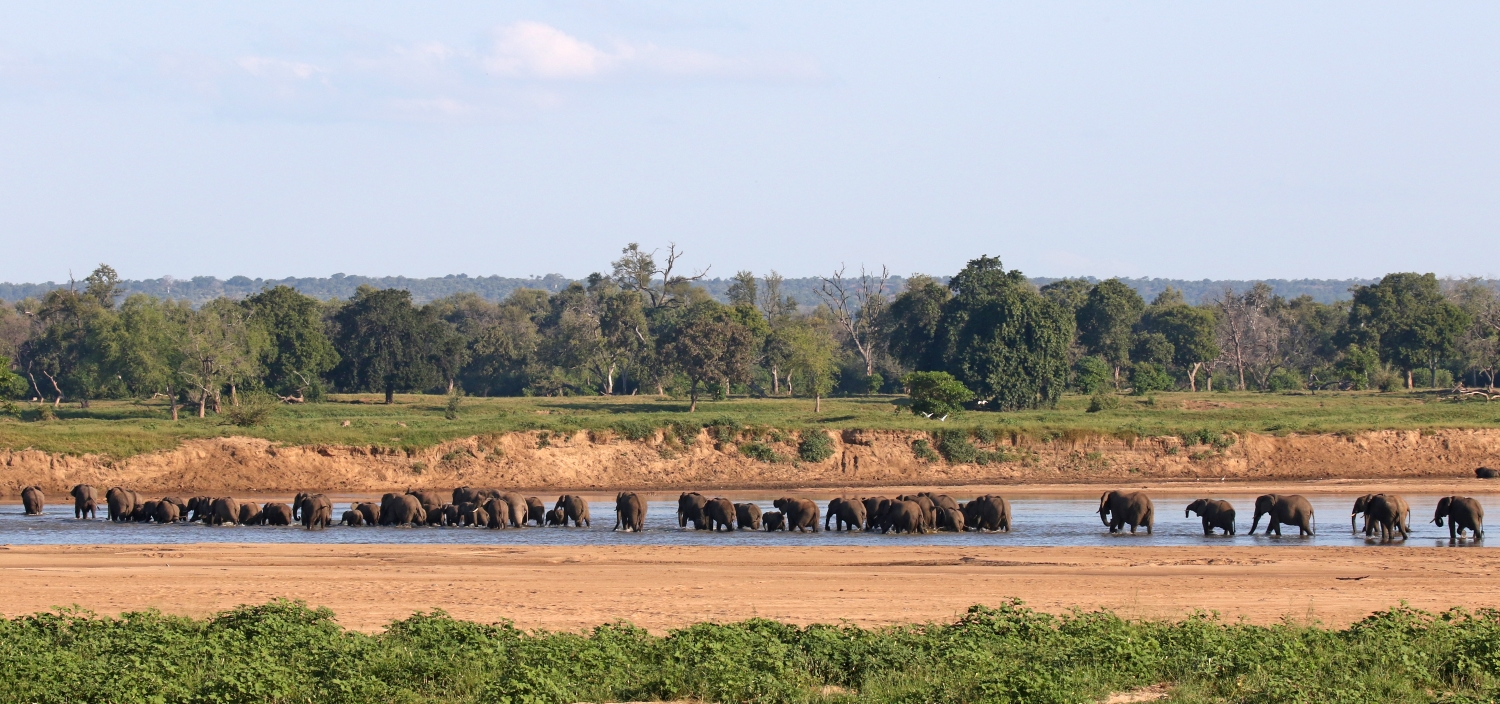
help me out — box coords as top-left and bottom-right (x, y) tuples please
(1, 493), (1493, 548)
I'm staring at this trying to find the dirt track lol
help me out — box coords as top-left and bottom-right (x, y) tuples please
(3, 543), (1496, 632)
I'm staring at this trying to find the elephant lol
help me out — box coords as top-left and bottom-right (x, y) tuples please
(354, 502), (380, 526)
(153, 501), (180, 524)
(880, 500), (926, 534)
(501, 492), (528, 528)
(210, 497), (240, 526)
(300, 494), (333, 530)
(69, 484), (97, 519)
(1361, 494), (1410, 542)
(831, 498), (867, 531)
(381, 494), (425, 526)
(292, 492), (311, 521)
(898, 494), (937, 529)
(238, 501), (263, 526)
(106, 487), (138, 522)
(453, 486), (502, 505)
(861, 497), (891, 531)
(963, 495), (1012, 532)
(922, 492), (961, 515)
(186, 496), (214, 522)
(546, 507), (566, 525)
(261, 503), (293, 526)
(678, 492), (710, 530)
(1477, 467), (1499, 479)
(341, 510), (364, 526)
(614, 492), (646, 532)
(773, 498), (820, 532)
(425, 504), (450, 526)
(483, 497), (510, 529)
(1251, 494), (1315, 536)
(938, 507), (966, 532)
(1099, 490), (1154, 534)
(735, 502), (762, 531)
(439, 504), (461, 526)
(134, 501), (159, 522)
(162, 497), (188, 518)
(408, 491), (444, 515)
(1185, 499), (1236, 536)
(21, 486), (45, 515)
(525, 497), (546, 526)
(1433, 496), (1484, 542)
(763, 510), (786, 531)
(704, 497), (736, 531)
(455, 502), (484, 526)
(1351, 494), (1377, 533)
(556, 495), (591, 527)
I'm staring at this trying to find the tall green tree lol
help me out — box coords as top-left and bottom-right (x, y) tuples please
(179, 299), (265, 417)
(243, 286), (339, 402)
(331, 287), (462, 403)
(659, 301), (754, 411)
(780, 317), (838, 411)
(942, 256), (1075, 410)
(1141, 304), (1220, 391)
(883, 275), (951, 372)
(1349, 273), (1471, 388)
(1075, 279), (1145, 388)
(726, 271), (758, 308)
(17, 280), (114, 407)
(104, 295), (189, 419)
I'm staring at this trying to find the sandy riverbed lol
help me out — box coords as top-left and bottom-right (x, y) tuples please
(2, 543), (1495, 632)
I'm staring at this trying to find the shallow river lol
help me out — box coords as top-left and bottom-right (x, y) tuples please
(2, 493), (1494, 548)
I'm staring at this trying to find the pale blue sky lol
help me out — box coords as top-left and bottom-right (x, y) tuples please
(1, 2), (1497, 282)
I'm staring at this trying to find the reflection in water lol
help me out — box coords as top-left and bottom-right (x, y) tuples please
(0, 494), (1491, 548)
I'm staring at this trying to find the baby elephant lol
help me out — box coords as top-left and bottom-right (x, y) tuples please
(763, 510), (786, 532)
(1185, 498), (1236, 536)
(341, 510), (364, 526)
(545, 507), (566, 526)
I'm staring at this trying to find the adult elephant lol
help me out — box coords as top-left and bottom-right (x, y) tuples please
(408, 491), (443, 515)
(1362, 494), (1410, 542)
(921, 492), (961, 514)
(69, 484), (97, 519)
(300, 494), (333, 530)
(483, 497), (510, 529)
(827, 498), (866, 531)
(1099, 490), (1154, 534)
(861, 497), (891, 532)
(1476, 467), (1499, 479)
(1351, 494), (1377, 533)
(614, 492), (646, 532)
(106, 487), (137, 523)
(21, 486), (45, 516)
(152, 501), (180, 524)
(454, 486), (501, 505)
(1186, 499), (1236, 536)
(774, 498), (820, 532)
(525, 497), (546, 527)
(501, 492), (528, 528)
(354, 502), (380, 526)
(898, 494), (937, 530)
(261, 503), (293, 526)
(678, 492), (710, 530)
(186, 496), (214, 522)
(134, 501), (159, 522)
(735, 502), (762, 531)
(938, 508), (966, 532)
(1434, 496), (1484, 543)
(162, 497), (188, 518)
(556, 495), (591, 527)
(1251, 494), (1315, 537)
(292, 492), (311, 521)
(880, 500), (926, 534)
(238, 501), (263, 526)
(382, 494), (425, 527)
(704, 497), (736, 532)
(964, 495), (1012, 532)
(210, 497), (240, 526)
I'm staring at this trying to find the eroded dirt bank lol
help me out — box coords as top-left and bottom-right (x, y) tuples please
(2, 544), (1494, 632)
(2, 427), (1499, 495)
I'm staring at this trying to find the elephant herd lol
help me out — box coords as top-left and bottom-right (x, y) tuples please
(671, 491), (1014, 534)
(10, 485), (1490, 544)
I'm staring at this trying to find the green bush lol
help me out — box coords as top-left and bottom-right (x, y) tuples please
(738, 441), (783, 463)
(612, 420), (657, 442)
(1086, 393), (1120, 413)
(911, 438), (939, 461)
(707, 416), (742, 442)
(1413, 368), (1456, 389)
(972, 426), (996, 444)
(1072, 356), (1112, 394)
(1129, 363), (1174, 395)
(797, 431), (834, 462)
(1266, 368), (1305, 392)
(901, 371), (974, 417)
(933, 429), (977, 463)
(222, 393), (277, 427)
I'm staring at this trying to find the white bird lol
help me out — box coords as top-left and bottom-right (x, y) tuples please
(921, 412), (933, 418)
(939, 414), (949, 422)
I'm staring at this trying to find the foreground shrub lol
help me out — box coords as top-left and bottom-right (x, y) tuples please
(798, 431), (834, 462)
(4, 600), (1500, 703)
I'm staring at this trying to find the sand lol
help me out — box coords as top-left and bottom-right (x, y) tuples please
(2, 542), (1496, 632)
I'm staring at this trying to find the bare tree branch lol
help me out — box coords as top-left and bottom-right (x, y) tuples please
(815, 263), (889, 377)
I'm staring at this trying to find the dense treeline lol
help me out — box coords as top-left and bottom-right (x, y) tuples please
(3, 599), (1500, 702)
(0, 247), (1496, 420)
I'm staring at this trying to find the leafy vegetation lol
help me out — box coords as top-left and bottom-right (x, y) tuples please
(4, 600), (1500, 703)
(797, 430), (835, 463)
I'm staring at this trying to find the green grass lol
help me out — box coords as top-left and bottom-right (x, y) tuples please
(3, 599), (1500, 703)
(0, 389), (1497, 458)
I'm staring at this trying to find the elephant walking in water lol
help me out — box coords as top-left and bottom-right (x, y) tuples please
(1355, 494), (1410, 542)
(555, 495), (590, 527)
(735, 502), (762, 531)
(1185, 499), (1235, 536)
(21, 486), (44, 516)
(1251, 494), (1314, 536)
(614, 492), (646, 532)
(1099, 490), (1153, 534)
(1434, 496), (1484, 543)
(70, 484), (97, 520)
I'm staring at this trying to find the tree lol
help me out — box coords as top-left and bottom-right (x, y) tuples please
(883, 275), (951, 372)
(815, 264), (889, 378)
(461, 289), (549, 396)
(780, 318), (838, 411)
(331, 287), (461, 403)
(726, 271), (758, 308)
(1349, 273), (1471, 388)
(1212, 284), (1284, 391)
(0, 355), (26, 399)
(1142, 304), (1220, 391)
(1447, 279), (1500, 390)
(610, 242), (708, 309)
(17, 282), (113, 407)
(942, 257), (1074, 410)
(179, 299), (264, 417)
(902, 371), (973, 417)
(1039, 278), (1094, 317)
(757, 270), (797, 319)
(83, 264), (123, 310)
(1076, 279), (1144, 388)
(105, 295), (189, 419)
(243, 286), (339, 402)
(659, 301), (754, 411)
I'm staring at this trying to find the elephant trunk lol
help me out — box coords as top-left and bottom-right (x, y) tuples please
(1250, 511), (1264, 534)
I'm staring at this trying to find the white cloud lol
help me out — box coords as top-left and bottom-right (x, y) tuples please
(483, 22), (612, 79)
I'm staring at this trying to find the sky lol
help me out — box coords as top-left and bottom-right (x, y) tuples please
(1, 2), (1498, 283)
